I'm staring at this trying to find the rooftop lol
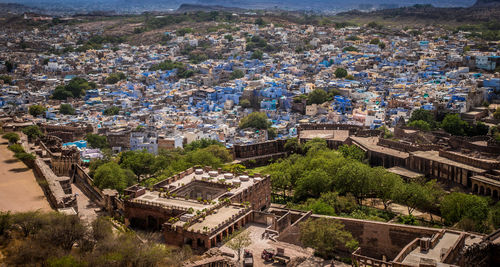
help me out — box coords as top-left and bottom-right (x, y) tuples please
(387, 166), (423, 179)
(188, 205), (246, 233)
(411, 150), (486, 173)
(401, 232), (460, 266)
(130, 168), (265, 211)
(350, 136), (410, 159)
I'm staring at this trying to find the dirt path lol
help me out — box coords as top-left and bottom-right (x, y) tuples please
(364, 198), (441, 222)
(0, 142), (51, 212)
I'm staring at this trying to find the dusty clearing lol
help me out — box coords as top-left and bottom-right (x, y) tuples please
(0, 142), (51, 213)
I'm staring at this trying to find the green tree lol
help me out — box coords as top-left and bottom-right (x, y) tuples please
(494, 108), (500, 120)
(224, 34), (233, 42)
(51, 86), (74, 100)
(85, 134), (109, 149)
(302, 138), (328, 154)
(295, 169), (330, 200)
(0, 75), (12, 84)
(284, 137), (302, 154)
(343, 46), (358, 52)
(150, 60), (184, 71)
(0, 211), (11, 237)
(239, 99), (251, 108)
(337, 144), (365, 162)
(255, 17), (266, 26)
(307, 89), (328, 105)
(378, 125), (393, 139)
(29, 105), (47, 117)
(267, 127), (277, 140)
(225, 231), (252, 262)
(93, 162), (136, 192)
(22, 125), (44, 141)
(370, 168), (404, 210)
(51, 77), (92, 100)
(441, 192), (489, 226)
(299, 218), (358, 259)
(251, 49), (263, 60)
(334, 68), (348, 78)
(36, 213), (86, 251)
(5, 61), (14, 72)
(441, 114), (469, 136)
(103, 106), (120, 116)
(334, 161), (373, 204)
(120, 150), (156, 181)
(59, 104), (75, 115)
(47, 255), (85, 267)
(230, 69), (244, 80)
(393, 182), (429, 215)
(201, 144), (233, 163)
(409, 109), (436, 128)
(184, 139), (223, 152)
(8, 143), (25, 154)
(223, 164), (246, 174)
(408, 120), (431, 131)
(369, 38), (380, 45)
(238, 112), (271, 130)
(105, 72), (126, 84)
(2, 132), (20, 144)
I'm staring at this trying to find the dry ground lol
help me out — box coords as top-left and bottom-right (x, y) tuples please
(0, 142), (51, 212)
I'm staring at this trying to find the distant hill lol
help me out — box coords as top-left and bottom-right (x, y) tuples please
(176, 4), (245, 13)
(474, 0), (500, 6)
(0, 3), (44, 15)
(336, 2), (500, 24)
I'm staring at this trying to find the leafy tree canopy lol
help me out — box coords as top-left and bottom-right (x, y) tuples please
(238, 112), (271, 130)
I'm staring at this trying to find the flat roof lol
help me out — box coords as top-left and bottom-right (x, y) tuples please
(387, 166), (423, 179)
(470, 175), (500, 187)
(188, 205), (245, 233)
(411, 151), (486, 173)
(350, 136), (410, 159)
(401, 232), (460, 266)
(300, 129), (350, 141)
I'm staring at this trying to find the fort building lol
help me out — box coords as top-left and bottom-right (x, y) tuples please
(122, 166), (271, 249)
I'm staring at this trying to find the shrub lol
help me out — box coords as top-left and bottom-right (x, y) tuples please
(8, 144), (25, 154)
(2, 132), (19, 143)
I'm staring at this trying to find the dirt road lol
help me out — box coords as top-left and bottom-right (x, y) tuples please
(0, 142), (51, 212)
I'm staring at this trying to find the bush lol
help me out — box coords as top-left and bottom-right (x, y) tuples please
(230, 69), (244, 80)
(2, 132), (19, 144)
(59, 104), (75, 115)
(15, 152), (36, 162)
(29, 105), (47, 117)
(51, 77), (93, 100)
(334, 68), (348, 78)
(251, 49), (263, 60)
(8, 144), (24, 154)
(238, 112), (271, 130)
(105, 72), (126, 84)
(103, 106), (120, 116)
(22, 125), (44, 140)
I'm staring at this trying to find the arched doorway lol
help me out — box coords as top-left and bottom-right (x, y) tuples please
(479, 186), (485, 195)
(473, 184), (478, 194)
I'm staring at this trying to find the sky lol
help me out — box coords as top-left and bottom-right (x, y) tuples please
(0, 0), (477, 13)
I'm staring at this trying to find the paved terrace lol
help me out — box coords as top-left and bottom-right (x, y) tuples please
(411, 151), (486, 173)
(300, 129), (350, 141)
(401, 232), (460, 266)
(350, 136), (410, 159)
(387, 166), (424, 179)
(188, 205), (246, 232)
